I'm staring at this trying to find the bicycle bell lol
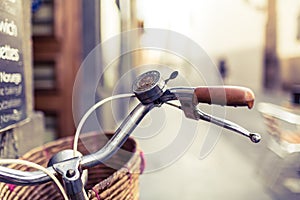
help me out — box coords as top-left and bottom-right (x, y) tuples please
(132, 70), (166, 104)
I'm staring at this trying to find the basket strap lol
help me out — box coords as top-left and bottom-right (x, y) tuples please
(7, 184), (16, 192)
(42, 146), (51, 161)
(91, 188), (101, 200)
(139, 151), (146, 174)
(124, 166), (133, 199)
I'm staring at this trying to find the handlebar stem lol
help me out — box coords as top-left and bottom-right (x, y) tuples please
(53, 157), (88, 200)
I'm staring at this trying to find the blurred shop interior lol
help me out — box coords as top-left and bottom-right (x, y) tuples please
(1, 0), (300, 199)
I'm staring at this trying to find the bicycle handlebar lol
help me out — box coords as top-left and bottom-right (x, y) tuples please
(0, 165), (54, 185)
(0, 70), (261, 199)
(80, 103), (155, 169)
(0, 103), (155, 186)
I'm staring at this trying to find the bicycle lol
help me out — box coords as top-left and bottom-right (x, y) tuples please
(0, 70), (261, 200)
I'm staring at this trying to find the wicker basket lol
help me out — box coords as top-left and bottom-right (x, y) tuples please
(0, 132), (145, 200)
(258, 102), (300, 154)
(258, 102), (300, 196)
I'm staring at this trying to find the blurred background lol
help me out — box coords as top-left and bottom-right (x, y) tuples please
(32, 0), (300, 199)
(2, 0), (300, 199)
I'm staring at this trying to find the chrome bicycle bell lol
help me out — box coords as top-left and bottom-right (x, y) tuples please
(132, 70), (166, 104)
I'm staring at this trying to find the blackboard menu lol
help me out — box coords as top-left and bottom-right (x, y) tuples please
(0, 0), (27, 131)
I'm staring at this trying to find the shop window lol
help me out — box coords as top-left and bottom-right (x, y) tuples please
(44, 112), (58, 141)
(32, 0), (54, 36)
(33, 61), (56, 91)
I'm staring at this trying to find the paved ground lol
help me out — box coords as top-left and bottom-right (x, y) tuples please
(137, 90), (300, 200)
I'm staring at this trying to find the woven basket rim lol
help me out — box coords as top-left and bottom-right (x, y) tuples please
(23, 131), (138, 157)
(0, 132), (142, 200)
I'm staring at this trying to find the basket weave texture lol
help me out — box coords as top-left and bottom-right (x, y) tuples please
(0, 132), (144, 200)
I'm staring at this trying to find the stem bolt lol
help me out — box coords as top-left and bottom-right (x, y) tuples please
(66, 169), (76, 178)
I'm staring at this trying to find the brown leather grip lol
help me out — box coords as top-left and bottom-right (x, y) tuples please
(194, 86), (255, 109)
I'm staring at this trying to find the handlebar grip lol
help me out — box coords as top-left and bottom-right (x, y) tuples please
(194, 86), (255, 109)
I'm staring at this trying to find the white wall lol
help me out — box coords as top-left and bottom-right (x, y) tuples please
(277, 0), (300, 58)
(100, 0), (121, 88)
(138, 0), (266, 90)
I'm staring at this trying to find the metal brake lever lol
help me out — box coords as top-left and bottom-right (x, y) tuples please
(168, 87), (261, 143)
(195, 109), (261, 143)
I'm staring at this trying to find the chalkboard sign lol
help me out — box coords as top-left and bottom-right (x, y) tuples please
(0, 0), (27, 131)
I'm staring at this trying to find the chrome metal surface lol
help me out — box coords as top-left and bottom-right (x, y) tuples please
(196, 108), (261, 143)
(0, 165), (53, 185)
(132, 70), (166, 104)
(48, 149), (88, 186)
(164, 71), (179, 84)
(0, 99), (156, 187)
(81, 103), (155, 168)
(169, 87), (261, 143)
(169, 87), (198, 120)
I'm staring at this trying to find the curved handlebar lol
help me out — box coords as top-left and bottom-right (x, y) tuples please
(0, 70), (261, 194)
(0, 103), (155, 186)
(80, 103), (155, 168)
(0, 166), (53, 185)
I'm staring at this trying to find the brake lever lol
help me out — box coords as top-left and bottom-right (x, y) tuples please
(195, 109), (261, 143)
(168, 87), (261, 143)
